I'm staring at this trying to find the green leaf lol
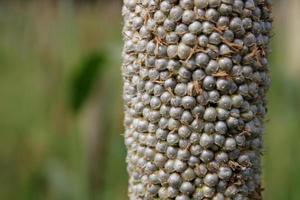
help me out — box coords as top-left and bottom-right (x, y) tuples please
(69, 51), (106, 113)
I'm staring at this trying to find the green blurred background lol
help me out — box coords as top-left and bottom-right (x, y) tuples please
(0, 0), (299, 199)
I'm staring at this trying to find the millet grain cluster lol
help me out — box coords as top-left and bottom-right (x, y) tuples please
(122, 0), (272, 199)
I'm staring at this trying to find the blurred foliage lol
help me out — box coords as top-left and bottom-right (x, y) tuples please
(0, 0), (299, 200)
(70, 52), (106, 113)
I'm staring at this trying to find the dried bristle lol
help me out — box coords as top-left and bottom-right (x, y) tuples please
(122, 0), (272, 199)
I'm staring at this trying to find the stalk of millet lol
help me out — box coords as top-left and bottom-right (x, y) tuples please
(122, 0), (272, 199)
